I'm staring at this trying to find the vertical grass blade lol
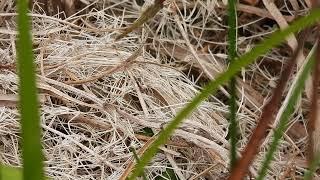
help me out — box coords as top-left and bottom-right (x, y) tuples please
(256, 46), (316, 180)
(227, 0), (238, 168)
(16, 0), (44, 179)
(127, 9), (320, 179)
(129, 147), (148, 180)
(304, 152), (320, 180)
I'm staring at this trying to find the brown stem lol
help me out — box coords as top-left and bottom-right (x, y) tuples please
(307, 1), (320, 175)
(307, 30), (320, 168)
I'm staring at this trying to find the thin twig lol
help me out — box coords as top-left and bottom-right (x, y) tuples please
(64, 46), (143, 85)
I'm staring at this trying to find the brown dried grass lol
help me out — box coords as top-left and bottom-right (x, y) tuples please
(0, 0), (314, 179)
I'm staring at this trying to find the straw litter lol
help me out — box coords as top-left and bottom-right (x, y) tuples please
(0, 0), (314, 179)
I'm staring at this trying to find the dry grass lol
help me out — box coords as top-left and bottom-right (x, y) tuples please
(0, 0), (315, 179)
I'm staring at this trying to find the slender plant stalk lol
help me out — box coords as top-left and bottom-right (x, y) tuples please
(227, 0), (238, 169)
(130, 147), (148, 180)
(304, 152), (320, 180)
(17, 0), (43, 180)
(128, 9), (320, 179)
(307, 41), (320, 179)
(256, 43), (316, 180)
(306, 0), (320, 175)
(115, 0), (165, 40)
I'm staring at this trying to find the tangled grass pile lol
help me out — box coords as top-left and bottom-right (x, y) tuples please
(0, 0), (314, 179)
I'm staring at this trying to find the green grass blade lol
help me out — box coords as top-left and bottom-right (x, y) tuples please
(17, 0), (44, 180)
(130, 147), (148, 180)
(0, 165), (23, 180)
(256, 46), (316, 180)
(227, 0), (238, 168)
(304, 152), (320, 179)
(128, 9), (320, 179)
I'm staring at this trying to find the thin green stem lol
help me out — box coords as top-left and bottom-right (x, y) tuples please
(130, 147), (148, 180)
(227, 0), (238, 169)
(17, 0), (43, 180)
(0, 163), (2, 180)
(304, 152), (320, 180)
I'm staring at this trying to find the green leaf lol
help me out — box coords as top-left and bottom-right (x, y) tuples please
(128, 9), (320, 179)
(0, 165), (22, 180)
(0, 164), (51, 180)
(16, 0), (44, 180)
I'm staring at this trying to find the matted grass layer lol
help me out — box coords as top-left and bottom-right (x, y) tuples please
(0, 0), (314, 179)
